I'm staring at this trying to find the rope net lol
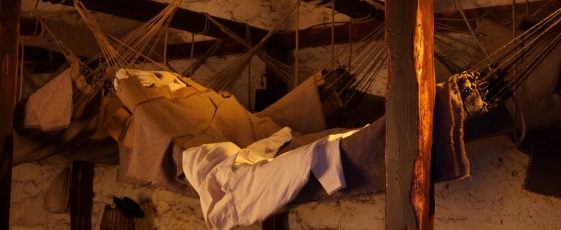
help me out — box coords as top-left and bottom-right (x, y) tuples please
(317, 23), (387, 107)
(73, 0), (183, 94)
(201, 3), (300, 92)
(465, 7), (561, 110)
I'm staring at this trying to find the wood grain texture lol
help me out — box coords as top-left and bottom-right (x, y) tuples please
(0, 0), (21, 228)
(385, 0), (435, 229)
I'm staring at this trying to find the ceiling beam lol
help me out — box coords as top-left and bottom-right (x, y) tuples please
(433, 0), (560, 26)
(167, 40), (248, 60)
(21, 16), (383, 62)
(302, 0), (377, 20)
(23, 0), (559, 65)
(41, 0), (271, 45)
(276, 20), (383, 50)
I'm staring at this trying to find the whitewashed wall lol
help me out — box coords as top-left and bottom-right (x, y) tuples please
(12, 136), (561, 229)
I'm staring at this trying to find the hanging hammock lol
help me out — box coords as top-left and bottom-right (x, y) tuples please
(12, 0), (187, 165)
(199, 3), (308, 92)
(73, 0), (183, 93)
(316, 23), (387, 107)
(463, 7), (561, 111)
(434, 28), (482, 74)
(181, 39), (223, 77)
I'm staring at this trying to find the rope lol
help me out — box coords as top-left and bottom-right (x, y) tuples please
(453, 0), (490, 58)
(318, 23), (387, 106)
(72, 0), (183, 90)
(434, 32), (480, 73)
(19, 37), (25, 101)
(331, 0), (335, 69)
(202, 4), (299, 91)
(467, 7), (561, 108)
(512, 94), (527, 145)
(181, 39), (223, 77)
(295, 0), (300, 89)
(248, 59), (252, 110)
(348, 19), (352, 73)
(190, 33), (194, 77)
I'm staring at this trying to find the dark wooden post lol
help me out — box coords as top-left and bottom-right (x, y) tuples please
(385, 0), (435, 229)
(0, 0), (21, 228)
(262, 211), (288, 230)
(70, 161), (94, 230)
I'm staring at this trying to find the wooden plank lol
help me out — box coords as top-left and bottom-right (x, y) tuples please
(0, 0), (22, 228)
(70, 161), (94, 230)
(384, 0), (435, 229)
(301, 0), (377, 20)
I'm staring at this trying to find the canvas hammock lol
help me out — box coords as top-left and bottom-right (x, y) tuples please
(465, 7), (561, 111)
(13, 0), (185, 164)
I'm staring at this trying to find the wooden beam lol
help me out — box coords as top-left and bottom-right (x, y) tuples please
(301, 0), (377, 20)
(20, 45), (67, 64)
(385, 0), (435, 229)
(276, 20), (384, 50)
(20, 15), (386, 65)
(70, 161), (94, 230)
(22, 1), (557, 65)
(44, 0), (270, 45)
(0, 0), (21, 228)
(167, 40), (248, 60)
(434, 0), (560, 30)
(262, 211), (289, 230)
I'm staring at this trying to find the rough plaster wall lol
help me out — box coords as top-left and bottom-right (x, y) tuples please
(11, 136), (561, 229)
(10, 156), (71, 230)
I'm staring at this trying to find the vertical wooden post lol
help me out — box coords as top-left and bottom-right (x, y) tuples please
(385, 0), (435, 229)
(70, 161), (94, 230)
(0, 0), (21, 228)
(262, 211), (288, 230)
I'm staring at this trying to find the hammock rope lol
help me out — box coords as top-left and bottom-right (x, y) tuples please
(27, 0), (185, 120)
(201, 4), (299, 91)
(73, 0), (183, 90)
(453, 0), (490, 58)
(317, 23), (387, 106)
(181, 39), (223, 77)
(464, 7), (561, 110)
(295, 0), (300, 89)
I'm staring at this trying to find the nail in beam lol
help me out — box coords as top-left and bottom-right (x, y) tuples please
(384, 0), (436, 229)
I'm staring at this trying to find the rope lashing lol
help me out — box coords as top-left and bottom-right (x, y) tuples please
(462, 7), (561, 109)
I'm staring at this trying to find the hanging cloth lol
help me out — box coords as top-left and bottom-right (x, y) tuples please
(43, 167), (72, 214)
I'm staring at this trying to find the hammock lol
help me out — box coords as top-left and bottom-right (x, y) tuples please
(201, 4), (302, 92)
(73, 0), (183, 93)
(466, 7), (561, 110)
(12, 0), (187, 165)
(317, 23), (386, 107)
(434, 28), (482, 74)
(181, 39), (223, 77)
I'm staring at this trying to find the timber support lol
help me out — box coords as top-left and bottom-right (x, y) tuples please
(384, 0), (436, 229)
(0, 0), (22, 228)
